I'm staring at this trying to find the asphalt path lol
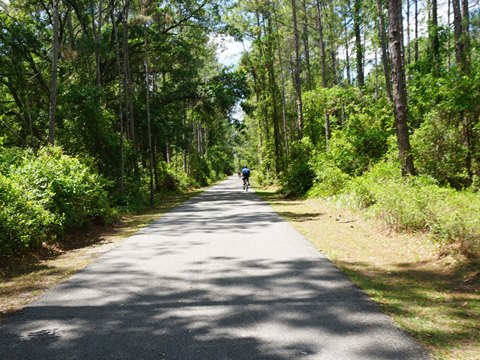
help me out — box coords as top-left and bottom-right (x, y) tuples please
(0, 176), (429, 360)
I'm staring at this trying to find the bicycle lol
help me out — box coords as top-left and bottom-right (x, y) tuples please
(242, 177), (250, 191)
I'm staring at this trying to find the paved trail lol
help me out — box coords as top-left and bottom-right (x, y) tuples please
(0, 177), (429, 360)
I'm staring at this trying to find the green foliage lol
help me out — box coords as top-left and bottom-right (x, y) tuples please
(328, 112), (388, 176)
(411, 110), (470, 187)
(12, 146), (111, 231)
(0, 173), (57, 255)
(307, 154), (351, 197)
(281, 138), (315, 196)
(0, 146), (25, 174)
(337, 161), (480, 256)
(0, 146), (113, 257)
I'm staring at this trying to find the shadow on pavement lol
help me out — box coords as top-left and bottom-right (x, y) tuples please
(0, 178), (429, 360)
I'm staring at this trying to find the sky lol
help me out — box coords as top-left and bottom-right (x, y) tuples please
(212, 35), (250, 67)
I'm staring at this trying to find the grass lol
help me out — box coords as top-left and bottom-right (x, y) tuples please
(0, 189), (202, 323)
(255, 186), (480, 360)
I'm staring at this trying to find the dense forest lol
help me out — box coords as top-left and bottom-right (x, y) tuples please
(0, 0), (479, 257)
(233, 0), (479, 257)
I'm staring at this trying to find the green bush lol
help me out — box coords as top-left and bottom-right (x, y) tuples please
(281, 139), (315, 196)
(327, 113), (389, 176)
(308, 154), (351, 197)
(0, 173), (57, 255)
(12, 146), (111, 231)
(338, 161), (480, 255)
(429, 190), (480, 256)
(411, 110), (470, 188)
(0, 146), (26, 174)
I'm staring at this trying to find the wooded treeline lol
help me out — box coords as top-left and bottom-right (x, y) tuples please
(231, 0), (479, 254)
(0, 0), (248, 191)
(0, 0), (246, 255)
(0, 0), (479, 256)
(232, 0), (479, 190)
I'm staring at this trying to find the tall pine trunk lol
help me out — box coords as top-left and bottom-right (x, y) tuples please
(273, 9), (289, 159)
(376, 0), (392, 101)
(291, 0), (304, 137)
(387, 0), (416, 175)
(302, 0), (312, 91)
(111, 0), (125, 193)
(316, 0), (330, 147)
(430, 0), (440, 75)
(353, 0), (364, 87)
(414, 0), (419, 62)
(48, 0), (60, 145)
(92, 0), (104, 87)
(143, 3), (154, 206)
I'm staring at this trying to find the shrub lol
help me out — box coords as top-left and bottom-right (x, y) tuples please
(0, 173), (57, 255)
(338, 161), (480, 256)
(12, 146), (111, 231)
(327, 113), (389, 176)
(429, 190), (480, 256)
(411, 110), (470, 188)
(308, 154), (351, 197)
(0, 146), (26, 174)
(281, 139), (315, 196)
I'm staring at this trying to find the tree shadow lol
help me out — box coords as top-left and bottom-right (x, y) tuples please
(275, 211), (325, 222)
(0, 255), (430, 359)
(334, 259), (480, 353)
(0, 178), (431, 359)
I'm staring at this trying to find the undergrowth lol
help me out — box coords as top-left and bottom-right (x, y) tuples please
(305, 160), (479, 257)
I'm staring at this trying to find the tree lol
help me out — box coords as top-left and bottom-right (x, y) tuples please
(291, 0), (304, 137)
(353, 0), (364, 87)
(48, 0), (60, 145)
(387, 0), (415, 175)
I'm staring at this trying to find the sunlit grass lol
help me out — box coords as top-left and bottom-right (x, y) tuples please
(255, 185), (480, 360)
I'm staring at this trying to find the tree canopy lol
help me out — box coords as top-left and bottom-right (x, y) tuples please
(0, 0), (479, 255)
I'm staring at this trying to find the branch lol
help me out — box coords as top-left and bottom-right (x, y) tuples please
(162, 0), (209, 34)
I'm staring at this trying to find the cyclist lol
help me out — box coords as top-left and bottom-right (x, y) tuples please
(241, 165), (250, 190)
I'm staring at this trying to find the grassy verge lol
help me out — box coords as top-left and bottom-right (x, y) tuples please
(0, 189), (202, 323)
(255, 185), (479, 360)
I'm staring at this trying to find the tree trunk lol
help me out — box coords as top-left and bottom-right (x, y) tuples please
(447, 0), (451, 69)
(344, 14), (351, 85)
(122, 0), (138, 177)
(143, 6), (154, 206)
(48, 0), (60, 145)
(110, 0), (125, 194)
(406, 0), (410, 64)
(266, 15), (282, 173)
(255, 12), (271, 143)
(353, 0), (364, 87)
(430, 0), (440, 75)
(316, 0), (328, 88)
(274, 10), (289, 159)
(461, 0), (470, 73)
(387, 0), (416, 176)
(92, 0), (104, 87)
(302, 0), (312, 91)
(414, 0), (419, 62)
(452, 0), (464, 70)
(291, 0), (304, 137)
(316, 0), (330, 147)
(376, 0), (392, 101)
